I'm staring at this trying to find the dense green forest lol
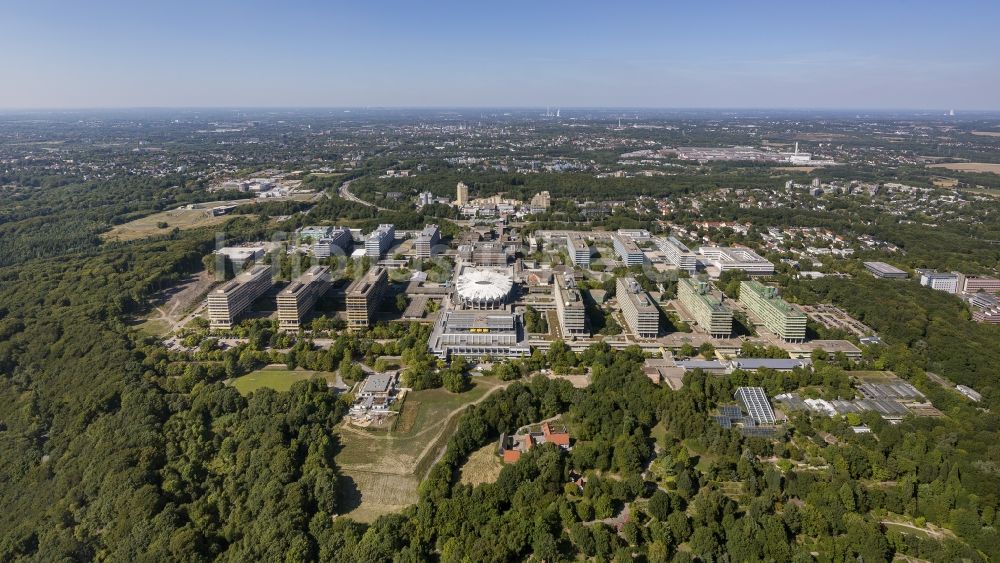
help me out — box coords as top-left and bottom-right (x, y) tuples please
(2, 166), (1000, 561)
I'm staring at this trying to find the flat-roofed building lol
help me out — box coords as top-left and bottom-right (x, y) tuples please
(365, 224), (395, 258)
(678, 278), (733, 338)
(470, 241), (507, 266)
(919, 271), (959, 293)
(739, 281), (806, 342)
(656, 236), (698, 274)
(617, 229), (651, 242)
(963, 275), (1000, 294)
(207, 264), (273, 329)
(215, 246), (266, 271)
(414, 224), (441, 259)
(567, 234), (591, 267)
(346, 266), (388, 328)
(698, 246), (774, 275)
(554, 274), (587, 335)
(613, 234), (646, 266)
(529, 191), (551, 213)
(864, 261), (908, 279)
(617, 276), (659, 338)
(312, 227), (352, 258)
(277, 266), (332, 330)
(298, 225), (335, 241)
(428, 310), (530, 359)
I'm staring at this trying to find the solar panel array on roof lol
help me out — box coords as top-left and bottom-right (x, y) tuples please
(719, 405), (742, 418)
(735, 387), (776, 425)
(713, 416), (733, 429)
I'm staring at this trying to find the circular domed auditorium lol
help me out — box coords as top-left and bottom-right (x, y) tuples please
(454, 268), (513, 309)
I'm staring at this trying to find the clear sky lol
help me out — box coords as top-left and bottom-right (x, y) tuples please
(2, 0), (998, 110)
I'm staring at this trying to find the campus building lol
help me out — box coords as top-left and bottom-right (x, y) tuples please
(655, 236), (698, 274)
(311, 227), (352, 258)
(864, 261), (908, 279)
(365, 224), (395, 258)
(529, 191), (551, 213)
(428, 310), (530, 359)
(414, 224), (441, 259)
(554, 273), (587, 335)
(346, 266), (388, 328)
(456, 182), (469, 206)
(698, 246), (774, 275)
(566, 234), (592, 267)
(617, 276), (659, 338)
(963, 275), (1000, 294)
(459, 241), (507, 266)
(277, 266), (332, 330)
(677, 278), (733, 338)
(919, 271), (959, 293)
(738, 281), (807, 342)
(612, 234), (645, 266)
(207, 264), (273, 329)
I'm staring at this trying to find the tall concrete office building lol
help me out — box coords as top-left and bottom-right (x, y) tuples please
(613, 234), (646, 266)
(554, 274), (587, 335)
(456, 182), (469, 206)
(617, 276), (659, 338)
(414, 224), (441, 259)
(677, 278), (733, 338)
(277, 266), (332, 330)
(739, 281), (806, 342)
(567, 234), (592, 267)
(207, 264), (273, 329)
(656, 236), (698, 274)
(365, 224), (395, 258)
(346, 266), (388, 328)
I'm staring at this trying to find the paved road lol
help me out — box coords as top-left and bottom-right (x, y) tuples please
(338, 178), (388, 211)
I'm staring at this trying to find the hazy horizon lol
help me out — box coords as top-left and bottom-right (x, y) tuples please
(3, 0), (999, 110)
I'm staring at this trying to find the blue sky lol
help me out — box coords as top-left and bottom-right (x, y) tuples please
(1, 0), (998, 109)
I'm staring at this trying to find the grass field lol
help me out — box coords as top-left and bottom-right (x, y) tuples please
(230, 367), (336, 394)
(104, 207), (240, 241)
(928, 162), (1000, 174)
(336, 376), (507, 521)
(459, 442), (505, 486)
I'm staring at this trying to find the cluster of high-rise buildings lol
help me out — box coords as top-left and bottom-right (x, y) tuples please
(207, 264), (339, 331)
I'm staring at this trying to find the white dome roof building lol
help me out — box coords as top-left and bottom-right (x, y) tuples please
(455, 268), (514, 309)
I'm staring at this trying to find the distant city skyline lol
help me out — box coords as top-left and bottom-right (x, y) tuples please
(2, 0), (998, 110)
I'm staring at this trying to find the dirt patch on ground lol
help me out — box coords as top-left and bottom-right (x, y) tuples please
(928, 162), (1000, 174)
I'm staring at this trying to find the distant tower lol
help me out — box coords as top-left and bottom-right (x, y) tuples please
(556, 108), (560, 118)
(456, 182), (469, 206)
(794, 142), (799, 155)
(949, 109), (955, 117)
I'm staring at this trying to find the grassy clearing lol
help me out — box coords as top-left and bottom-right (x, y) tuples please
(104, 207), (240, 241)
(134, 317), (171, 337)
(230, 367), (336, 394)
(459, 442), (505, 487)
(928, 162), (1000, 174)
(335, 377), (506, 520)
